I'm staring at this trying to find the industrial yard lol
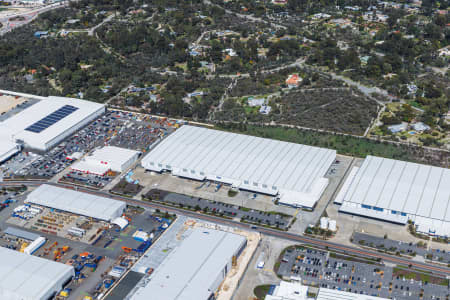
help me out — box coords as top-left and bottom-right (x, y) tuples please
(0, 185), (173, 300)
(0, 89), (449, 300)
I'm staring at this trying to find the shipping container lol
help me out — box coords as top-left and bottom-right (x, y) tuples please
(24, 237), (46, 255)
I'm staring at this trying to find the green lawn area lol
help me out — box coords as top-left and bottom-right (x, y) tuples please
(393, 267), (449, 286)
(253, 284), (272, 300)
(407, 100), (424, 109)
(244, 106), (259, 114)
(228, 189), (238, 197)
(216, 123), (448, 167)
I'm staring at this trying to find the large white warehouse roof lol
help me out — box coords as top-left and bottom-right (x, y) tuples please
(25, 184), (126, 221)
(338, 156), (450, 236)
(0, 94), (105, 151)
(141, 125), (336, 208)
(0, 246), (74, 300)
(130, 228), (246, 300)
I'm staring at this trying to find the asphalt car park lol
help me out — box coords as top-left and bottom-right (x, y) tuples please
(145, 189), (292, 230)
(353, 232), (450, 264)
(1, 110), (176, 180)
(277, 245), (449, 300)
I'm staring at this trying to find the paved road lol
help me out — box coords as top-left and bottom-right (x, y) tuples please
(0, 2), (67, 35)
(88, 13), (114, 36)
(2, 180), (450, 278)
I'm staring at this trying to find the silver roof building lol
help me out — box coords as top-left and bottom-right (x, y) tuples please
(338, 156), (450, 236)
(141, 125), (336, 208)
(130, 228), (246, 300)
(4, 227), (40, 241)
(25, 184), (126, 221)
(0, 91), (105, 153)
(0, 246), (74, 300)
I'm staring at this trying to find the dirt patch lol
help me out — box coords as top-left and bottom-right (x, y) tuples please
(111, 179), (143, 196)
(0, 95), (27, 114)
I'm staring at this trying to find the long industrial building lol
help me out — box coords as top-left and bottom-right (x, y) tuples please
(130, 228), (247, 300)
(25, 184), (126, 222)
(0, 246), (74, 300)
(336, 155), (450, 237)
(0, 93), (105, 155)
(141, 125), (336, 208)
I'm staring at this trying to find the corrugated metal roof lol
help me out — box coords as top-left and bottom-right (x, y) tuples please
(0, 246), (74, 300)
(341, 156), (450, 220)
(25, 184), (126, 221)
(339, 156), (450, 235)
(4, 227), (40, 241)
(142, 126), (336, 207)
(130, 228), (246, 300)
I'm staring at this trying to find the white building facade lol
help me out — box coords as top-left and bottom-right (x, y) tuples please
(0, 247), (74, 300)
(71, 146), (140, 175)
(130, 228), (247, 300)
(0, 92), (105, 152)
(337, 156), (450, 237)
(141, 125), (336, 209)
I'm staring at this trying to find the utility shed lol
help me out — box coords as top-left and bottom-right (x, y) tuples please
(141, 125), (336, 209)
(130, 228), (247, 300)
(0, 246), (74, 300)
(25, 184), (126, 222)
(339, 155), (450, 237)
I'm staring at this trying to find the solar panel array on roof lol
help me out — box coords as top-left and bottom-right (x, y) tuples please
(25, 105), (78, 133)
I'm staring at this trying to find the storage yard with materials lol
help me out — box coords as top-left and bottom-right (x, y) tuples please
(106, 217), (258, 300)
(1, 191), (257, 300)
(0, 87), (449, 300)
(0, 246), (74, 300)
(0, 185), (171, 300)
